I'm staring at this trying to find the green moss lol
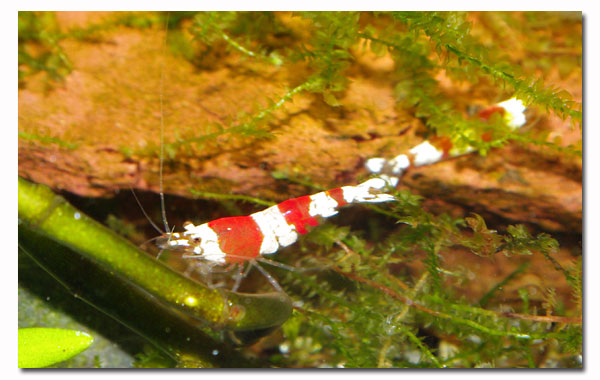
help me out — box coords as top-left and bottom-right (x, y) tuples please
(18, 11), (73, 85)
(18, 131), (79, 150)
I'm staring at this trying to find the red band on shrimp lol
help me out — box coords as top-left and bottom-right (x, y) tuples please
(327, 188), (347, 207)
(430, 136), (453, 158)
(478, 105), (505, 121)
(208, 216), (263, 263)
(277, 196), (320, 234)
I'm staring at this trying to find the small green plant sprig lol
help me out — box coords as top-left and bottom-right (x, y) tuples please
(18, 11), (73, 85)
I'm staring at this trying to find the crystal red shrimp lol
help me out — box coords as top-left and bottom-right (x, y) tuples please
(154, 178), (395, 265)
(148, 97), (525, 292)
(365, 97), (527, 187)
(153, 97), (525, 265)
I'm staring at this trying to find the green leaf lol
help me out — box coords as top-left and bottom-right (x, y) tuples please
(18, 328), (94, 368)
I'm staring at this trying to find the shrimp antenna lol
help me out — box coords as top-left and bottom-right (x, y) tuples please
(128, 14), (171, 239)
(130, 187), (165, 235)
(139, 234), (165, 248)
(159, 12), (170, 234)
(157, 225), (176, 260)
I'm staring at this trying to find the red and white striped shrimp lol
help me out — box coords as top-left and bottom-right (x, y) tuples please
(365, 97), (527, 187)
(147, 97), (525, 292)
(154, 177), (394, 269)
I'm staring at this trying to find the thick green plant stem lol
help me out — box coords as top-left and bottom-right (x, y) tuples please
(18, 177), (292, 366)
(19, 226), (235, 367)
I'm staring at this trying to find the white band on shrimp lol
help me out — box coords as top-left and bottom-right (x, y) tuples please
(409, 141), (445, 167)
(309, 191), (339, 218)
(388, 154), (410, 174)
(377, 174), (400, 187)
(497, 97), (527, 129)
(365, 157), (386, 174)
(181, 223), (227, 263)
(342, 178), (395, 203)
(252, 205), (298, 253)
